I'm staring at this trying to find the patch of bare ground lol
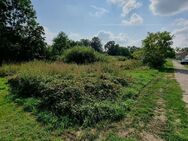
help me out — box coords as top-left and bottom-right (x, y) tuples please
(140, 131), (163, 141)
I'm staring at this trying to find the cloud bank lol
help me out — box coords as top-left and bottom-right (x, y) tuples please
(150, 0), (188, 16)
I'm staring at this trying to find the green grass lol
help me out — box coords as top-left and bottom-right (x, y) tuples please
(105, 133), (136, 141)
(0, 59), (188, 140)
(161, 61), (188, 140)
(96, 60), (188, 140)
(0, 78), (61, 141)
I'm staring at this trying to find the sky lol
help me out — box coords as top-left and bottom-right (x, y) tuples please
(32, 0), (188, 47)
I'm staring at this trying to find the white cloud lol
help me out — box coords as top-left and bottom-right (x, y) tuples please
(174, 18), (188, 26)
(97, 31), (128, 45)
(44, 27), (57, 45)
(97, 30), (141, 46)
(173, 26), (188, 47)
(150, 0), (188, 16)
(170, 18), (188, 47)
(90, 5), (108, 17)
(108, 0), (142, 16)
(122, 13), (143, 26)
(121, 0), (142, 17)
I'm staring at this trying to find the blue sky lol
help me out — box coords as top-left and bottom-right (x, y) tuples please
(32, 0), (188, 47)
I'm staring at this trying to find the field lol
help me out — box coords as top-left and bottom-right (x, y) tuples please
(0, 58), (188, 140)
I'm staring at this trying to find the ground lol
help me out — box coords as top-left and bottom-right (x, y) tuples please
(0, 60), (188, 141)
(0, 78), (61, 141)
(173, 60), (188, 108)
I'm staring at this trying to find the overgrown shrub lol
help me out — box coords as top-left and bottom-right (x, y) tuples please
(8, 69), (129, 128)
(63, 47), (98, 64)
(0, 60), (154, 129)
(142, 32), (173, 68)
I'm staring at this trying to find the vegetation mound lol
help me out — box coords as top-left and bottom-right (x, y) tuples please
(0, 60), (142, 128)
(63, 47), (98, 64)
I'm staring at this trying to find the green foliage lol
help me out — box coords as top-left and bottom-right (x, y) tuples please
(80, 39), (91, 47)
(51, 32), (71, 56)
(127, 46), (139, 54)
(143, 31), (173, 68)
(166, 47), (176, 58)
(91, 37), (103, 52)
(0, 59), (150, 130)
(3, 60), (140, 128)
(105, 41), (130, 57)
(132, 49), (144, 60)
(162, 69), (188, 140)
(0, 78), (61, 140)
(0, 60), (161, 140)
(8, 71), (129, 127)
(63, 47), (98, 64)
(0, 0), (46, 65)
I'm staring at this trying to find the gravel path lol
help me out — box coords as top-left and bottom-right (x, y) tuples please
(173, 60), (188, 107)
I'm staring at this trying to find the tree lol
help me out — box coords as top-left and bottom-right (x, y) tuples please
(118, 47), (131, 57)
(51, 32), (70, 56)
(104, 41), (130, 57)
(166, 47), (175, 58)
(143, 32), (173, 68)
(80, 39), (91, 47)
(132, 49), (144, 60)
(91, 37), (103, 52)
(127, 46), (139, 54)
(105, 41), (119, 55)
(0, 0), (46, 65)
(104, 41), (116, 52)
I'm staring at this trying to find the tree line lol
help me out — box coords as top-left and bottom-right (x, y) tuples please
(47, 31), (135, 59)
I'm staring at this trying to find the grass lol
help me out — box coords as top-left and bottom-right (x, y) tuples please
(161, 61), (188, 140)
(0, 78), (61, 141)
(0, 59), (188, 140)
(74, 60), (188, 141)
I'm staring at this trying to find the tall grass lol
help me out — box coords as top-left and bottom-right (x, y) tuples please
(0, 58), (155, 130)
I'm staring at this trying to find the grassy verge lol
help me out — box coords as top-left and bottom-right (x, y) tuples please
(100, 60), (188, 141)
(0, 78), (61, 141)
(161, 61), (188, 140)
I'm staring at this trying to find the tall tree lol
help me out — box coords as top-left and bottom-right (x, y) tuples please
(104, 41), (116, 52)
(91, 37), (103, 52)
(0, 0), (46, 65)
(105, 41), (130, 57)
(143, 31), (173, 68)
(51, 32), (70, 56)
(80, 39), (91, 47)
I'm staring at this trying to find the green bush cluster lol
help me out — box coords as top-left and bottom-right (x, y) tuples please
(8, 70), (129, 127)
(63, 47), (99, 64)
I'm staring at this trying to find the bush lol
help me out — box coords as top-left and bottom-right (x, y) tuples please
(142, 32), (173, 68)
(63, 47), (98, 64)
(8, 69), (129, 128)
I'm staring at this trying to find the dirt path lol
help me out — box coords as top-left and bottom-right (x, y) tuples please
(173, 60), (188, 107)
